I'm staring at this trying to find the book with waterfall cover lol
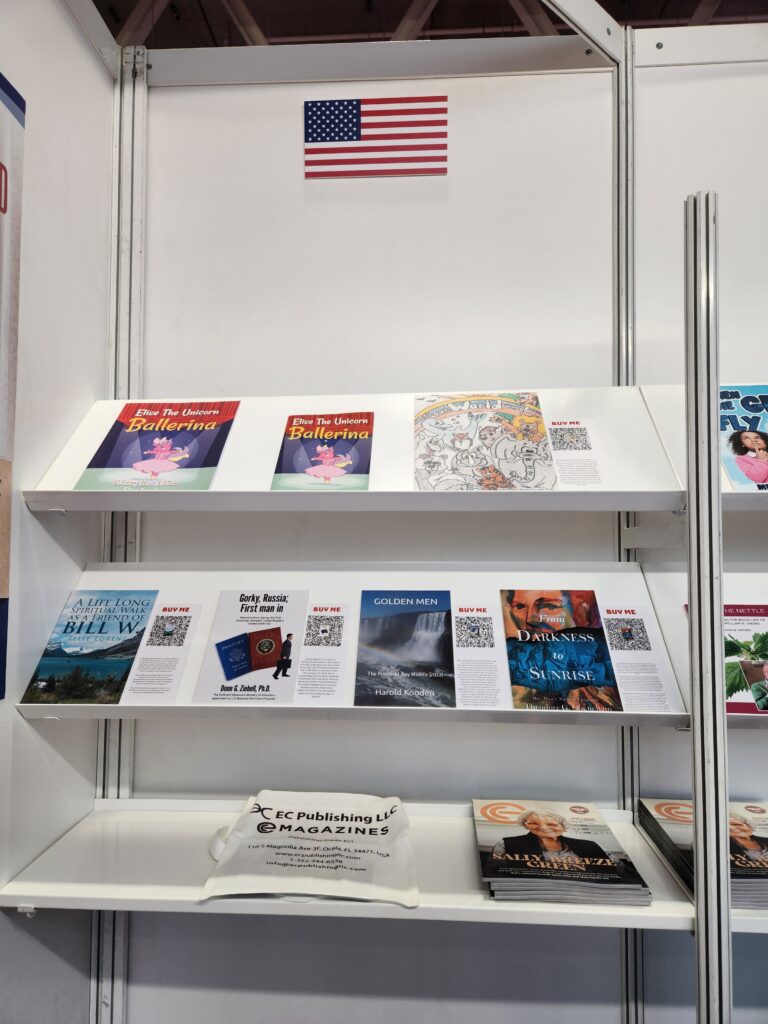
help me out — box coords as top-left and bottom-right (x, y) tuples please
(473, 799), (651, 905)
(271, 412), (374, 491)
(20, 590), (158, 705)
(354, 590), (455, 708)
(75, 400), (240, 491)
(639, 798), (768, 909)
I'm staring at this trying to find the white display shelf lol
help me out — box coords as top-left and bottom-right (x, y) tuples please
(641, 384), (768, 512)
(643, 563), (768, 729)
(731, 909), (768, 934)
(24, 388), (683, 513)
(15, 561), (688, 727)
(0, 800), (694, 929)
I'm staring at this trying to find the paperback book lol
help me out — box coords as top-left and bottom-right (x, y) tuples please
(75, 400), (239, 490)
(203, 789), (418, 907)
(21, 590), (158, 704)
(354, 590), (456, 708)
(414, 392), (557, 492)
(473, 799), (651, 905)
(272, 412), (374, 491)
(501, 589), (623, 711)
(194, 589), (309, 704)
(719, 386), (768, 491)
(639, 798), (768, 909)
(722, 605), (768, 714)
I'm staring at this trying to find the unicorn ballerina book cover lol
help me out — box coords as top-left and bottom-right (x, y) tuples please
(75, 401), (240, 491)
(271, 412), (374, 491)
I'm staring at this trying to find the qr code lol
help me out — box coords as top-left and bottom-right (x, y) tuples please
(455, 616), (495, 648)
(605, 618), (651, 652)
(147, 615), (191, 647)
(550, 427), (592, 451)
(304, 614), (344, 647)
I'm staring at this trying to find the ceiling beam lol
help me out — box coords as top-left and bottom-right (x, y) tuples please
(220, 0), (269, 45)
(391, 0), (441, 41)
(117, 0), (172, 45)
(508, 0), (559, 36)
(689, 0), (723, 25)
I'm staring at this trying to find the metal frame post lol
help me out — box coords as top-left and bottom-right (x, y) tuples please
(90, 44), (148, 1024)
(685, 191), (732, 1023)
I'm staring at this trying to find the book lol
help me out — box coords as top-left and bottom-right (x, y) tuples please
(639, 798), (768, 909)
(194, 589), (309, 704)
(414, 392), (556, 492)
(501, 589), (623, 711)
(75, 400), (239, 491)
(354, 590), (456, 708)
(271, 412), (374, 491)
(719, 386), (768, 492)
(473, 799), (651, 905)
(21, 590), (158, 704)
(722, 605), (768, 714)
(203, 790), (418, 907)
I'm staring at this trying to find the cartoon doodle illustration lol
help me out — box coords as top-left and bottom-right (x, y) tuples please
(414, 393), (557, 492)
(304, 443), (353, 485)
(132, 437), (190, 479)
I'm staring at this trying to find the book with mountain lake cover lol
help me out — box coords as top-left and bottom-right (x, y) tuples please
(21, 590), (158, 705)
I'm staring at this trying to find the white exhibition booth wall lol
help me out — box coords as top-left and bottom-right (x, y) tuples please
(0, 1), (114, 1022)
(0, 2), (767, 1021)
(634, 27), (768, 1022)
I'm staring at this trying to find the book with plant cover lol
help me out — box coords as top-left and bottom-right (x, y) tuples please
(722, 605), (768, 714)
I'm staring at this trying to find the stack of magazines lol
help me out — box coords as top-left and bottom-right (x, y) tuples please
(639, 797), (768, 909)
(473, 799), (652, 906)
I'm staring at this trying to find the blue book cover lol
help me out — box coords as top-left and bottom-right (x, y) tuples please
(501, 589), (622, 712)
(21, 590), (157, 705)
(215, 633), (252, 681)
(355, 590), (455, 708)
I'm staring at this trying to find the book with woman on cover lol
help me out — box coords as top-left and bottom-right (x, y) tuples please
(272, 412), (374, 491)
(75, 400), (239, 491)
(473, 798), (650, 904)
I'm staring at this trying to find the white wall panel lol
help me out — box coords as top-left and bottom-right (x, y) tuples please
(635, 47), (768, 386)
(0, 0), (114, 1020)
(127, 915), (621, 1024)
(143, 71), (614, 398)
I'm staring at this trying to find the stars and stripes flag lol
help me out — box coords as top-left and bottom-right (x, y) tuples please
(304, 96), (448, 179)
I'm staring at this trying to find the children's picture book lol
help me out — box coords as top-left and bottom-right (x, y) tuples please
(75, 400), (240, 491)
(354, 590), (456, 708)
(21, 590), (158, 704)
(414, 392), (556, 492)
(719, 386), (768, 491)
(500, 589), (623, 712)
(271, 412), (374, 491)
(722, 605), (768, 714)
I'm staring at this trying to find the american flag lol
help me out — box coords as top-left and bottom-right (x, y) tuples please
(304, 96), (448, 179)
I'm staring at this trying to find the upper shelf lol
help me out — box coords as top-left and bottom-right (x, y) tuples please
(24, 388), (684, 513)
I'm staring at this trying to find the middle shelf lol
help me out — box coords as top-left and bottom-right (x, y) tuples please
(16, 561), (689, 727)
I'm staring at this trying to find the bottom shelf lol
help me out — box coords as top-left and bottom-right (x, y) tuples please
(0, 801), (693, 930)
